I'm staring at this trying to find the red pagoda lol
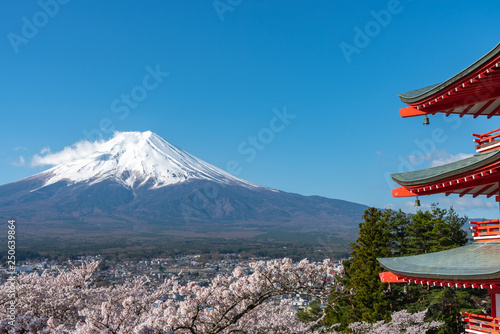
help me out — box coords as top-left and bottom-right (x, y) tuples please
(378, 42), (500, 334)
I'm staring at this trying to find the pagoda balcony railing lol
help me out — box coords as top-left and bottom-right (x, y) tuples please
(473, 128), (500, 153)
(470, 220), (500, 241)
(462, 312), (500, 334)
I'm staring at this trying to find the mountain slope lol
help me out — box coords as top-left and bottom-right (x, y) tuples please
(0, 131), (368, 244)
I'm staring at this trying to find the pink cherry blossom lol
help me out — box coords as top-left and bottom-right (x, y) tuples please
(0, 259), (441, 333)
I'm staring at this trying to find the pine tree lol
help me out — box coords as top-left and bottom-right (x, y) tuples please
(324, 208), (393, 330)
(402, 205), (468, 255)
(391, 205), (477, 334)
(349, 208), (393, 323)
(323, 205), (485, 334)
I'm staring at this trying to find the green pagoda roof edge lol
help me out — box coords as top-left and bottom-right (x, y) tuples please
(391, 150), (500, 186)
(378, 242), (500, 280)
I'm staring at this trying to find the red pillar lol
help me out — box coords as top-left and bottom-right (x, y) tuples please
(490, 288), (500, 318)
(492, 293), (497, 318)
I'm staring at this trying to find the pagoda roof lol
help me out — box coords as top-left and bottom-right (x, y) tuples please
(391, 149), (500, 198)
(400, 43), (500, 104)
(392, 150), (500, 186)
(398, 42), (500, 118)
(378, 242), (500, 281)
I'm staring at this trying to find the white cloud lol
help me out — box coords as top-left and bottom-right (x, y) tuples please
(407, 152), (432, 166)
(12, 146), (28, 151)
(405, 149), (473, 169)
(40, 146), (51, 154)
(431, 152), (473, 167)
(12, 156), (26, 167)
(31, 140), (101, 167)
(438, 196), (496, 211)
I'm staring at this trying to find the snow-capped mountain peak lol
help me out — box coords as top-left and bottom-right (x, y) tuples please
(36, 131), (261, 190)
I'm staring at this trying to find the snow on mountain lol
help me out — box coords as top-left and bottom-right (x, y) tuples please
(36, 131), (262, 190)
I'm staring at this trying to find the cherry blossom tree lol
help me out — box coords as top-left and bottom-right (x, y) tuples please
(0, 259), (442, 334)
(0, 259), (333, 333)
(336, 310), (443, 334)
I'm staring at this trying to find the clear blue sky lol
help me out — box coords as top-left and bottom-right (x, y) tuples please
(1, 1), (499, 219)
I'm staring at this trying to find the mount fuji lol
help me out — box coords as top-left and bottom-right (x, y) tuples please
(0, 131), (367, 249)
(34, 131), (262, 191)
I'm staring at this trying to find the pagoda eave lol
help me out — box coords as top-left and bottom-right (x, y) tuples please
(379, 271), (500, 290)
(378, 242), (500, 282)
(391, 187), (416, 197)
(400, 97), (500, 119)
(391, 150), (500, 198)
(398, 43), (500, 118)
(392, 180), (499, 198)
